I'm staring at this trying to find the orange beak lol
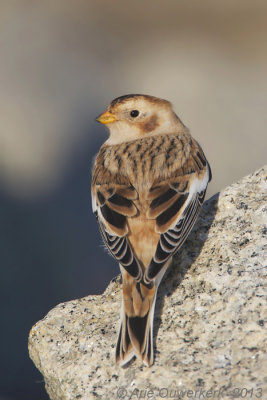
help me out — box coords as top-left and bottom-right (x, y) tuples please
(96, 110), (117, 124)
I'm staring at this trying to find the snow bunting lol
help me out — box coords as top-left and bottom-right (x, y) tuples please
(91, 94), (211, 367)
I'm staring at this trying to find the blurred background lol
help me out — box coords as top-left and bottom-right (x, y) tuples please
(0, 0), (266, 398)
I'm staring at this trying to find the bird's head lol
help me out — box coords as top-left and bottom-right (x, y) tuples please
(96, 94), (185, 145)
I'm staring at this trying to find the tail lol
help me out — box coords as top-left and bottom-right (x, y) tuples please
(115, 278), (157, 367)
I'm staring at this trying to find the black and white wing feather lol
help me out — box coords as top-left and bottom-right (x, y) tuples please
(92, 185), (142, 281)
(144, 145), (211, 284)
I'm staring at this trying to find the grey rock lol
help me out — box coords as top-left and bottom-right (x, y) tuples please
(29, 166), (267, 400)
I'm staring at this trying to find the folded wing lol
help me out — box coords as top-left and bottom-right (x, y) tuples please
(92, 184), (142, 281)
(144, 142), (211, 283)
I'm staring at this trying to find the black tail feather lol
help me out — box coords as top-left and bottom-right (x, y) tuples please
(115, 295), (156, 367)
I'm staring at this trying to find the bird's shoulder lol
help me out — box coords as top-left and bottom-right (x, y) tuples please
(153, 135), (210, 185)
(92, 144), (130, 187)
(92, 132), (195, 186)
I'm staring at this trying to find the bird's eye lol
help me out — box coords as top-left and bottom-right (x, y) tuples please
(130, 110), (139, 118)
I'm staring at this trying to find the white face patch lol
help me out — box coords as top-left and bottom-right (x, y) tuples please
(104, 108), (183, 145)
(105, 121), (141, 145)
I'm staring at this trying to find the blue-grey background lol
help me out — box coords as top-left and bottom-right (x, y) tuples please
(0, 1), (266, 399)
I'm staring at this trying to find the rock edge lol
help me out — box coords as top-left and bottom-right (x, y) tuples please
(29, 166), (267, 400)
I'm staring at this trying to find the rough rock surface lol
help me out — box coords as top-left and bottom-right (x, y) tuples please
(29, 166), (267, 400)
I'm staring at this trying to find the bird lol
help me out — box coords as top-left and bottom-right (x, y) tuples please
(91, 94), (211, 367)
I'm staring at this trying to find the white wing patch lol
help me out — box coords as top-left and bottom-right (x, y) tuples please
(169, 167), (209, 230)
(144, 168), (209, 284)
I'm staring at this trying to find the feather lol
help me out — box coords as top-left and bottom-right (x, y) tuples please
(91, 95), (212, 368)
